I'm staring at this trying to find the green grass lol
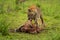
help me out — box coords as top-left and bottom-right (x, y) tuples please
(0, 0), (60, 40)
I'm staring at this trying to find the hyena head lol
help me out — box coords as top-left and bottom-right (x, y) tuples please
(28, 5), (38, 14)
(28, 5), (39, 20)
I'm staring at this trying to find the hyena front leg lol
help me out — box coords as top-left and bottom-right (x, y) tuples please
(34, 18), (39, 27)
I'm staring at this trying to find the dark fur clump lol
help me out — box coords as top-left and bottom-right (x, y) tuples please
(16, 20), (41, 34)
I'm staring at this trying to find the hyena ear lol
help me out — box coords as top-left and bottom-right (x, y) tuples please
(28, 9), (31, 12)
